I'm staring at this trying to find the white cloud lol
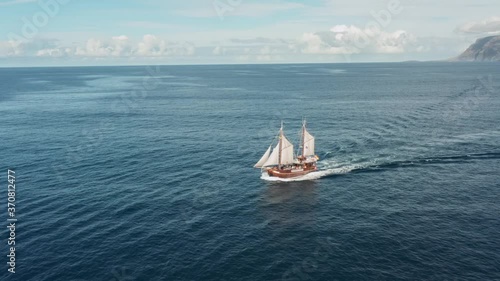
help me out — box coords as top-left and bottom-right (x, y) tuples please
(137, 34), (166, 56)
(300, 32), (359, 55)
(137, 35), (195, 57)
(300, 25), (417, 55)
(456, 17), (500, 35)
(0, 35), (196, 59)
(75, 38), (117, 57)
(72, 35), (194, 57)
(0, 38), (61, 57)
(36, 48), (70, 57)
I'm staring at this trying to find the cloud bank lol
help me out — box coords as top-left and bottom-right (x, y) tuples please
(0, 20), (490, 63)
(457, 17), (500, 35)
(300, 25), (417, 55)
(1, 35), (195, 58)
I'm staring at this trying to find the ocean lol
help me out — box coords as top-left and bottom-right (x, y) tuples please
(1, 62), (499, 280)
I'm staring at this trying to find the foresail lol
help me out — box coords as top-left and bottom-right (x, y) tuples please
(263, 143), (280, 167)
(254, 145), (271, 168)
(303, 129), (315, 156)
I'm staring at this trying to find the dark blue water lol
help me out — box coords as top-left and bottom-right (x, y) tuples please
(1, 62), (499, 281)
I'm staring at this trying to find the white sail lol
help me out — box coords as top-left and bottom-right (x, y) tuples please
(262, 134), (294, 167)
(281, 135), (295, 164)
(303, 128), (315, 156)
(263, 143), (280, 167)
(254, 145), (271, 168)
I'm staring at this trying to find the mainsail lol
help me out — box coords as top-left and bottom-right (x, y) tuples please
(254, 145), (271, 168)
(280, 135), (294, 165)
(302, 128), (315, 156)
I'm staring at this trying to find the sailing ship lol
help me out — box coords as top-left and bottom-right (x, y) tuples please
(254, 120), (319, 178)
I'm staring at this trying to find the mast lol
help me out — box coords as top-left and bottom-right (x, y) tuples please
(278, 121), (283, 169)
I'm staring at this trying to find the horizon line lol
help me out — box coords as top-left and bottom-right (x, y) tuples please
(4, 60), (488, 69)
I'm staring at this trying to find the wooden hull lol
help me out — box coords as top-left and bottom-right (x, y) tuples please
(267, 165), (317, 178)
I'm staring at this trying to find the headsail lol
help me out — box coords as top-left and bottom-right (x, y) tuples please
(254, 145), (271, 168)
(263, 143), (280, 167)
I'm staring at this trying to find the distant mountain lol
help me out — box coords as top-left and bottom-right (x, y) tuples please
(452, 35), (500, 62)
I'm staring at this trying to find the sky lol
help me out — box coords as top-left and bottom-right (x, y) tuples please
(0, 0), (499, 66)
